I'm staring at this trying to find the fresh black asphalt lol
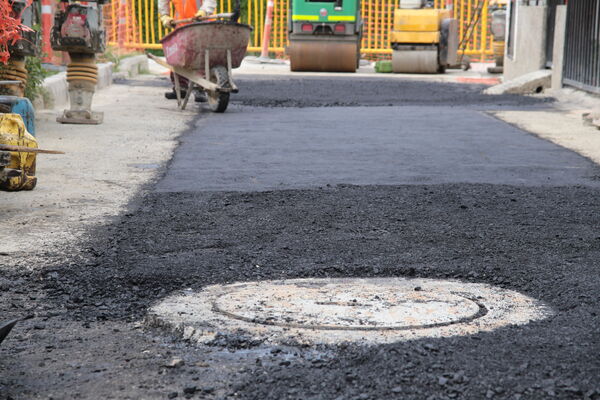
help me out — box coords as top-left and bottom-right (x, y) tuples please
(1, 76), (599, 400)
(157, 106), (599, 192)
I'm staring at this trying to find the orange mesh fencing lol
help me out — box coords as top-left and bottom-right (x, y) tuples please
(104, 0), (493, 60)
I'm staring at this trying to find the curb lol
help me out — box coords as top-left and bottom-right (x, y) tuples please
(455, 77), (502, 86)
(38, 62), (113, 110)
(113, 55), (149, 80)
(37, 55), (149, 110)
(484, 70), (552, 95)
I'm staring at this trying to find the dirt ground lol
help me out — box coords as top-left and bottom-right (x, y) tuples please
(0, 75), (192, 257)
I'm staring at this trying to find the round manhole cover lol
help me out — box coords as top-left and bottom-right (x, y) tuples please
(213, 281), (485, 330)
(147, 278), (552, 345)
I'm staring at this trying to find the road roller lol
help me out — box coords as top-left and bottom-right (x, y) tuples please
(488, 0), (507, 74)
(390, 0), (458, 73)
(288, 0), (362, 72)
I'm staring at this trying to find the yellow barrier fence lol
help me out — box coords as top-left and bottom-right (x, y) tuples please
(104, 0), (493, 60)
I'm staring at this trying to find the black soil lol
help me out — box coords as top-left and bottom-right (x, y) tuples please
(1, 76), (598, 400)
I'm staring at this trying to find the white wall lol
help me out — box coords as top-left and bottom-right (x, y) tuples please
(504, 5), (547, 81)
(551, 5), (567, 90)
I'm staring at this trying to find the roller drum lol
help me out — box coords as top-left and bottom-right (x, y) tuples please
(289, 40), (358, 73)
(392, 49), (439, 74)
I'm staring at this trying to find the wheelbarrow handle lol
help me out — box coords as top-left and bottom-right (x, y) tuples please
(173, 12), (234, 25)
(0, 144), (65, 154)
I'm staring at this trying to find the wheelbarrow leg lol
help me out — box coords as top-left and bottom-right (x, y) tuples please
(227, 50), (232, 76)
(205, 49), (210, 83)
(226, 50), (239, 92)
(181, 81), (194, 110)
(227, 50), (233, 88)
(173, 72), (182, 108)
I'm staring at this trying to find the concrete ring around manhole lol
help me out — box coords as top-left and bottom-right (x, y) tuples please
(146, 277), (553, 345)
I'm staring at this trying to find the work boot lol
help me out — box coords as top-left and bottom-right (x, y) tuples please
(165, 89), (187, 100)
(194, 90), (207, 103)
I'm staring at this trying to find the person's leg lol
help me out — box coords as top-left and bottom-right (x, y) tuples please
(165, 72), (190, 99)
(166, 72), (207, 103)
(194, 88), (207, 102)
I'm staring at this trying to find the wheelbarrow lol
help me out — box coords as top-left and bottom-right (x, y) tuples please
(148, 9), (252, 113)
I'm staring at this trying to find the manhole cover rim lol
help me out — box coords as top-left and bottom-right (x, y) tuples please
(211, 285), (489, 331)
(148, 277), (554, 345)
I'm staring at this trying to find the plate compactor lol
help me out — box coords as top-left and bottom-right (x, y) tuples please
(390, 0), (458, 73)
(51, 0), (107, 124)
(288, 0), (361, 72)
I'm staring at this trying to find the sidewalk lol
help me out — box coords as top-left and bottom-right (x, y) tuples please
(491, 88), (600, 166)
(0, 74), (193, 262)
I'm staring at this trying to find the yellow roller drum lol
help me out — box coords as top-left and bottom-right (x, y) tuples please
(392, 49), (439, 73)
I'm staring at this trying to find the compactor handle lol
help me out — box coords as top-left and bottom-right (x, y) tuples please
(231, 0), (241, 22)
(0, 144), (65, 154)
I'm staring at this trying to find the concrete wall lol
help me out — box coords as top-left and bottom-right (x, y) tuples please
(504, 5), (547, 81)
(551, 5), (567, 90)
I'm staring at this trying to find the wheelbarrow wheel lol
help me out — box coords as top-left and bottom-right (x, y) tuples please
(207, 65), (230, 113)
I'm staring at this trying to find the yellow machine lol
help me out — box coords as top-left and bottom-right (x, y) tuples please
(390, 1), (458, 73)
(0, 113), (37, 191)
(488, 0), (507, 73)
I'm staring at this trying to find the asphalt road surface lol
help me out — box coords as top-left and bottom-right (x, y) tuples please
(2, 76), (599, 400)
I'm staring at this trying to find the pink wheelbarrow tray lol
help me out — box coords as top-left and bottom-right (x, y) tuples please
(148, 11), (252, 113)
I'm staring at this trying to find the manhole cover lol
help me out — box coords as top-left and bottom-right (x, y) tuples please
(213, 282), (486, 330)
(147, 278), (552, 345)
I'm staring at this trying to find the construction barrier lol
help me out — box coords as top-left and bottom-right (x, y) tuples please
(104, 0), (493, 60)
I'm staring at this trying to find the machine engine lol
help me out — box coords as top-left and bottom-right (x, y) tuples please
(51, 3), (106, 53)
(7, 0), (39, 57)
(0, 0), (39, 98)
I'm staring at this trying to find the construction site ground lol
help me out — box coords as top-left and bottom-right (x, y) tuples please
(1, 63), (600, 399)
(240, 58), (500, 83)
